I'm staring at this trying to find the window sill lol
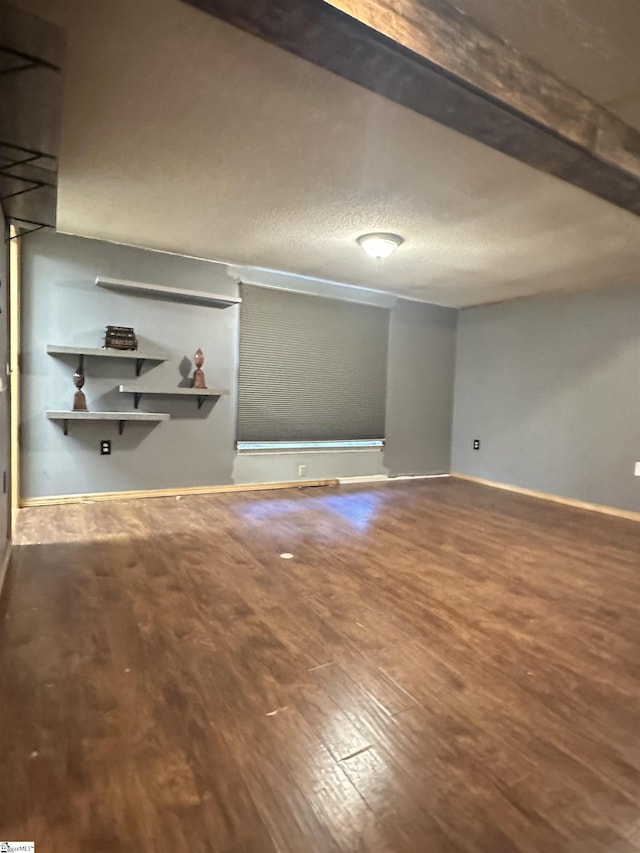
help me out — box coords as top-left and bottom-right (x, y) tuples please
(236, 439), (384, 454)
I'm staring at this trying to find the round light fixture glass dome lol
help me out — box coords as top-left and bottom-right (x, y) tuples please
(357, 232), (404, 259)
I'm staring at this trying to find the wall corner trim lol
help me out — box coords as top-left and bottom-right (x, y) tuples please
(452, 473), (640, 523)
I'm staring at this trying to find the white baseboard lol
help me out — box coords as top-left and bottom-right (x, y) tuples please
(20, 479), (338, 507)
(20, 473), (454, 508)
(338, 473), (450, 485)
(453, 473), (640, 522)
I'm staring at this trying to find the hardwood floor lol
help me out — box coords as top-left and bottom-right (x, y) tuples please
(1, 478), (639, 852)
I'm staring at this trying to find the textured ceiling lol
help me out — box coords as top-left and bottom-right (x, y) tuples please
(451, 0), (640, 131)
(11, 0), (640, 307)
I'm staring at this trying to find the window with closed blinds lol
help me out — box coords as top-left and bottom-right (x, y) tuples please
(237, 285), (389, 443)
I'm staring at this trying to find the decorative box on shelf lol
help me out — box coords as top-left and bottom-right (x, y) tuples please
(105, 325), (137, 351)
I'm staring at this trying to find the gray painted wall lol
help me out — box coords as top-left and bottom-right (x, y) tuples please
(233, 292), (459, 483)
(384, 299), (457, 476)
(21, 231), (239, 498)
(19, 230), (640, 510)
(452, 282), (640, 513)
(233, 449), (388, 484)
(22, 232), (455, 498)
(234, 295), (459, 485)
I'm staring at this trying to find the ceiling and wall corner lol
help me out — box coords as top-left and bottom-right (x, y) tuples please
(9, 0), (640, 308)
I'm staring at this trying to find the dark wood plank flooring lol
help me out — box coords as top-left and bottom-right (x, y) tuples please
(1, 478), (639, 852)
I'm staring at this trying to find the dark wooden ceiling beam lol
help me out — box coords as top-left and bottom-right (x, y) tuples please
(182, 0), (640, 215)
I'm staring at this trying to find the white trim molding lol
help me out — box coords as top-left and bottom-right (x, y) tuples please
(339, 473), (450, 484)
(453, 473), (640, 523)
(237, 439), (384, 453)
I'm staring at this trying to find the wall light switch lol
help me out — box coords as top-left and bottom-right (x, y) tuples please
(635, 461), (640, 477)
(100, 440), (111, 456)
(473, 439), (480, 450)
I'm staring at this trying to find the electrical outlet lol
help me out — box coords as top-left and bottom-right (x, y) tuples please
(473, 439), (480, 450)
(298, 464), (307, 477)
(635, 461), (640, 477)
(100, 440), (111, 456)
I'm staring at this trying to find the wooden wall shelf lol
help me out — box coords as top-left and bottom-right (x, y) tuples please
(47, 344), (168, 376)
(46, 410), (169, 435)
(119, 385), (228, 410)
(95, 276), (241, 309)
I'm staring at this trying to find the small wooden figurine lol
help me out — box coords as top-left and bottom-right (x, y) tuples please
(72, 367), (88, 411)
(192, 348), (207, 389)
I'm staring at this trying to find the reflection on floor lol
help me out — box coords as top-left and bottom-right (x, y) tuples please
(1, 478), (639, 852)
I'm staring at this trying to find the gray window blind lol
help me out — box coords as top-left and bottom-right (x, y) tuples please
(237, 285), (389, 442)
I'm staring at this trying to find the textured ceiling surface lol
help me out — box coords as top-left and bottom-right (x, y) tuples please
(451, 0), (640, 131)
(11, 0), (640, 307)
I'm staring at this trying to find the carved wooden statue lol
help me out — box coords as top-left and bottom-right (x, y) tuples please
(192, 348), (207, 389)
(72, 367), (88, 411)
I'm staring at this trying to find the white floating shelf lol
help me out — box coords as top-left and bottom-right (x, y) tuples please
(95, 276), (241, 309)
(119, 385), (228, 410)
(47, 410), (169, 435)
(47, 344), (168, 376)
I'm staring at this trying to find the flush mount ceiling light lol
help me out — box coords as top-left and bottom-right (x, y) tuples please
(357, 232), (404, 259)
